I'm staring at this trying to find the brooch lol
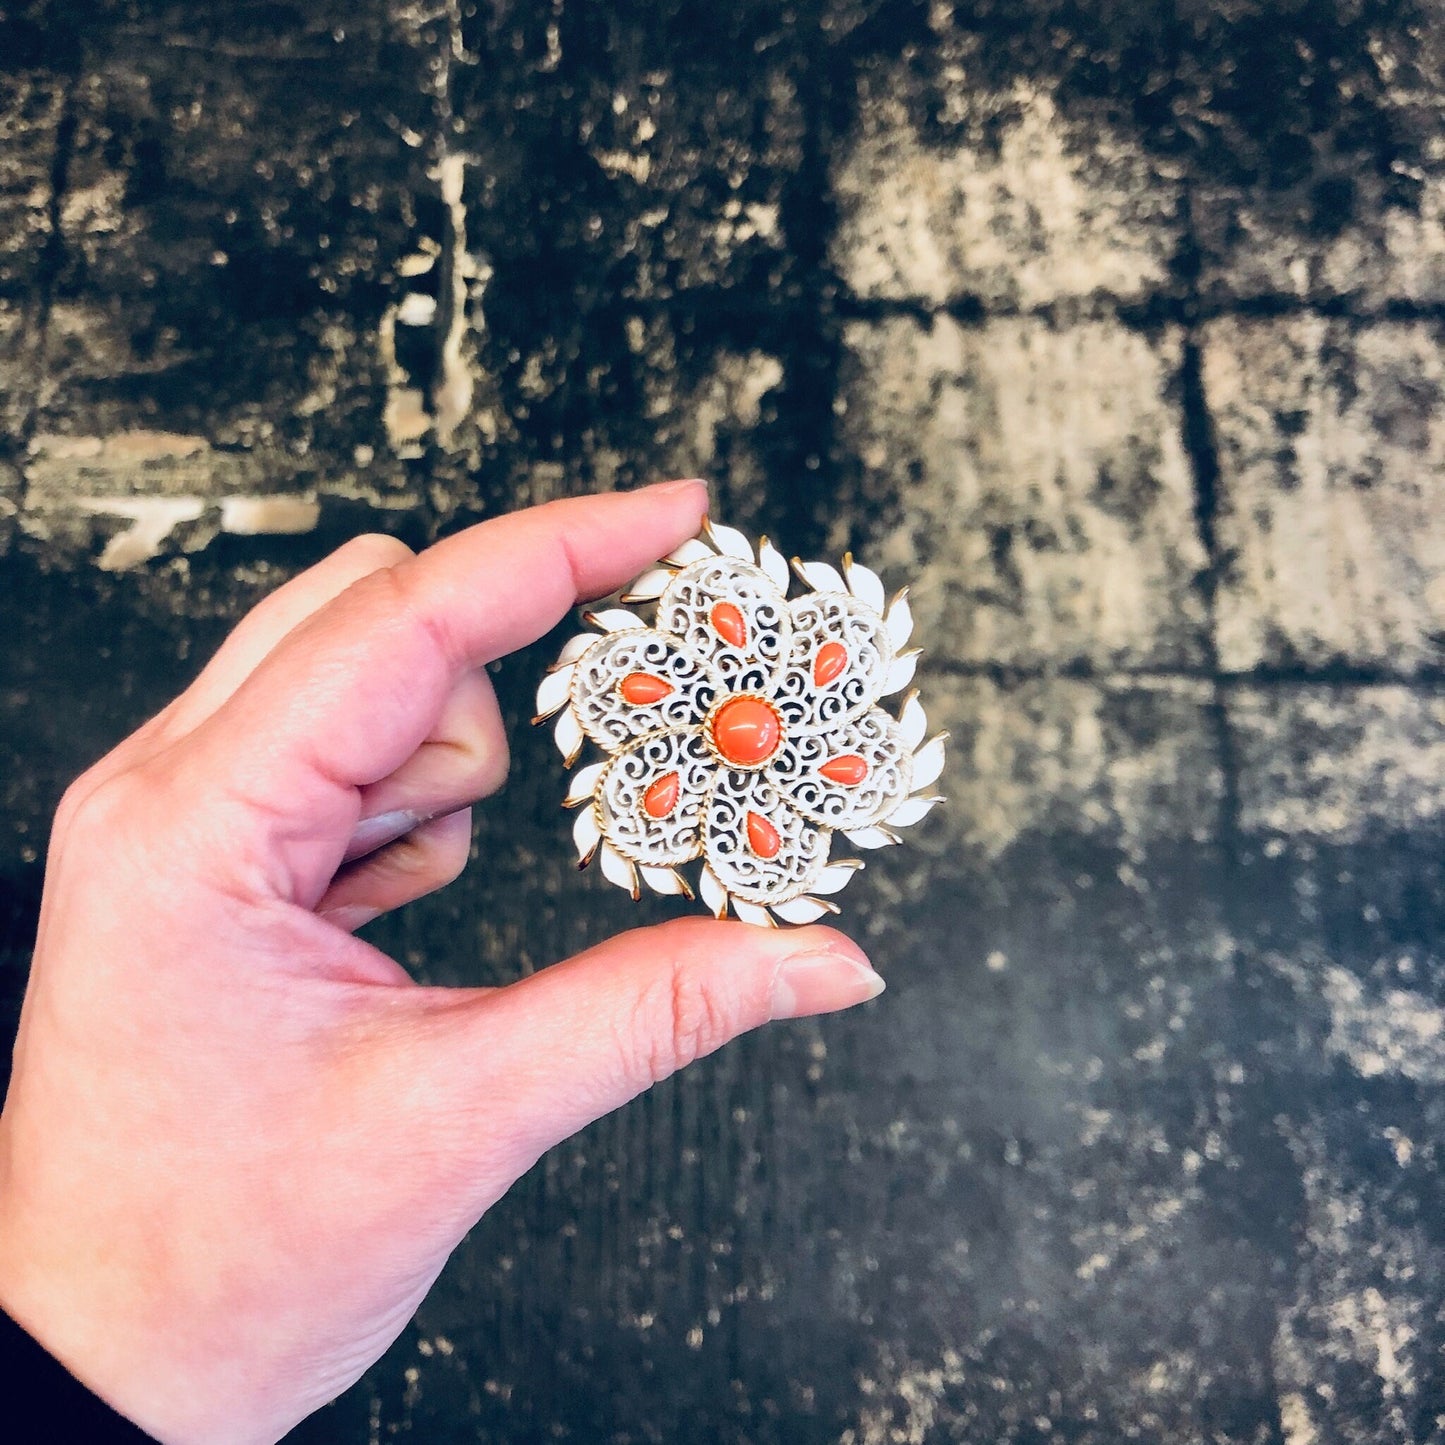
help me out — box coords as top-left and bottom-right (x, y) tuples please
(534, 520), (945, 925)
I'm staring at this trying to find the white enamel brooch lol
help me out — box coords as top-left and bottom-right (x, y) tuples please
(534, 520), (946, 926)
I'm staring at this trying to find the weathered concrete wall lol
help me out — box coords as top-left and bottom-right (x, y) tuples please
(2, 2), (1444, 1441)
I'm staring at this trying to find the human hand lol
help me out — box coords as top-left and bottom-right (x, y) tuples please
(0, 482), (884, 1444)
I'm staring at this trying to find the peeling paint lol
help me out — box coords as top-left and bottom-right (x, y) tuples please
(1321, 967), (1445, 1083)
(219, 496), (321, 536)
(841, 316), (1208, 669)
(75, 495), (206, 570)
(1231, 688), (1445, 840)
(30, 430), (209, 463)
(833, 82), (1180, 310)
(432, 152), (475, 447)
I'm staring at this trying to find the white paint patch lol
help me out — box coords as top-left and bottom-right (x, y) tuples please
(432, 152), (475, 446)
(843, 1346), (967, 1445)
(219, 496), (320, 536)
(1278, 1390), (1319, 1445)
(76, 496), (206, 570)
(664, 349), (784, 481)
(1328, 1287), (1418, 1397)
(1321, 967), (1445, 1083)
(378, 155), (493, 453)
(1204, 318), (1445, 673)
(832, 82), (1179, 309)
(1231, 688), (1445, 840)
(840, 316), (1207, 673)
(31, 430), (209, 462)
(920, 675), (1220, 857)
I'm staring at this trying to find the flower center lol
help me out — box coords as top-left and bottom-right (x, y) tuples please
(710, 695), (782, 768)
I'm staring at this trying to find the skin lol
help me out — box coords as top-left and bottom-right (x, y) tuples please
(0, 481), (884, 1444)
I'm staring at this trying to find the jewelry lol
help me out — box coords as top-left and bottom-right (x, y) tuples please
(534, 519), (945, 925)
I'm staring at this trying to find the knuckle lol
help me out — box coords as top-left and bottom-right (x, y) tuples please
(630, 958), (734, 1087)
(53, 766), (133, 845)
(338, 532), (414, 571)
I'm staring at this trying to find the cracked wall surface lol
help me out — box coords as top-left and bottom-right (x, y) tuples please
(2, 2), (1445, 1441)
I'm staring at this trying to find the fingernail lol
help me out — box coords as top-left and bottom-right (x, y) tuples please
(652, 477), (708, 498)
(344, 809), (421, 863)
(770, 948), (885, 1021)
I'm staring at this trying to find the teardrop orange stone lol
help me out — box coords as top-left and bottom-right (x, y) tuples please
(711, 601), (747, 648)
(814, 640), (848, 686)
(820, 753), (869, 786)
(620, 671), (674, 705)
(642, 771), (681, 819)
(746, 810), (781, 859)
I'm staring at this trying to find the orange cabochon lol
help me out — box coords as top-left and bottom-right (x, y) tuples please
(710, 601), (748, 648)
(813, 640), (848, 686)
(620, 671), (674, 705)
(820, 753), (869, 786)
(745, 810), (782, 859)
(642, 771), (681, 819)
(711, 696), (782, 767)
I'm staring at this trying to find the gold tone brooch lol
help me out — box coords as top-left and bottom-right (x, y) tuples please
(535, 520), (945, 925)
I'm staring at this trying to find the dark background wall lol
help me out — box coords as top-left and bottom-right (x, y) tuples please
(3, 1), (1445, 1440)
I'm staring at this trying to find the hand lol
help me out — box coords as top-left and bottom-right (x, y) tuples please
(0, 482), (884, 1444)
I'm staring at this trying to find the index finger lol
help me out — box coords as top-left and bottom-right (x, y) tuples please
(173, 480), (708, 905)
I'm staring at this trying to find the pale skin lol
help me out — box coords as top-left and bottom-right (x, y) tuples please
(0, 480), (884, 1443)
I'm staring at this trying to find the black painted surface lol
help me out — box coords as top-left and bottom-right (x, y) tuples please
(3, 2), (1445, 1440)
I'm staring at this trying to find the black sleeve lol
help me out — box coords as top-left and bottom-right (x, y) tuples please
(0, 1308), (159, 1441)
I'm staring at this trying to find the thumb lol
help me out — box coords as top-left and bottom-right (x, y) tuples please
(402, 919), (883, 1201)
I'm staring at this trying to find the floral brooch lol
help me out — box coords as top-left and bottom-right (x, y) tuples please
(534, 520), (946, 926)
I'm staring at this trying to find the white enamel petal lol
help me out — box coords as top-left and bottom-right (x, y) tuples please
(594, 730), (712, 867)
(842, 555), (886, 614)
(586, 607), (646, 633)
(732, 898), (776, 928)
(599, 842), (640, 899)
(621, 567), (675, 603)
(554, 707), (585, 763)
(884, 794), (943, 828)
(552, 633), (596, 669)
(793, 558), (847, 594)
(706, 521), (754, 562)
(775, 590), (893, 734)
(771, 896), (838, 924)
(534, 665), (575, 721)
(812, 860), (864, 895)
(703, 771), (833, 904)
(844, 825), (900, 849)
(663, 538), (714, 567)
(573, 807), (602, 862)
(898, 693), (927, 749)
(769, 708), (912, 831)
(882, 649), (919, 696)
(699, 864), (729, 919)
(911, 735), (947, 790)
(657, 557), (792, 695)
(885, 591), (913, 649)
(640, 864), (687, 897)
(569, 629), (719, 749)
(564, 761), (606, 807)
(758, 537), (791, 593)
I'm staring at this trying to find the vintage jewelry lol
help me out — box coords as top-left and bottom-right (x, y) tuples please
(534, 520), (945, 925)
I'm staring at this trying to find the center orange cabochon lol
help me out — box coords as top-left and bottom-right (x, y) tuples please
(710, 696), (782, 767)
